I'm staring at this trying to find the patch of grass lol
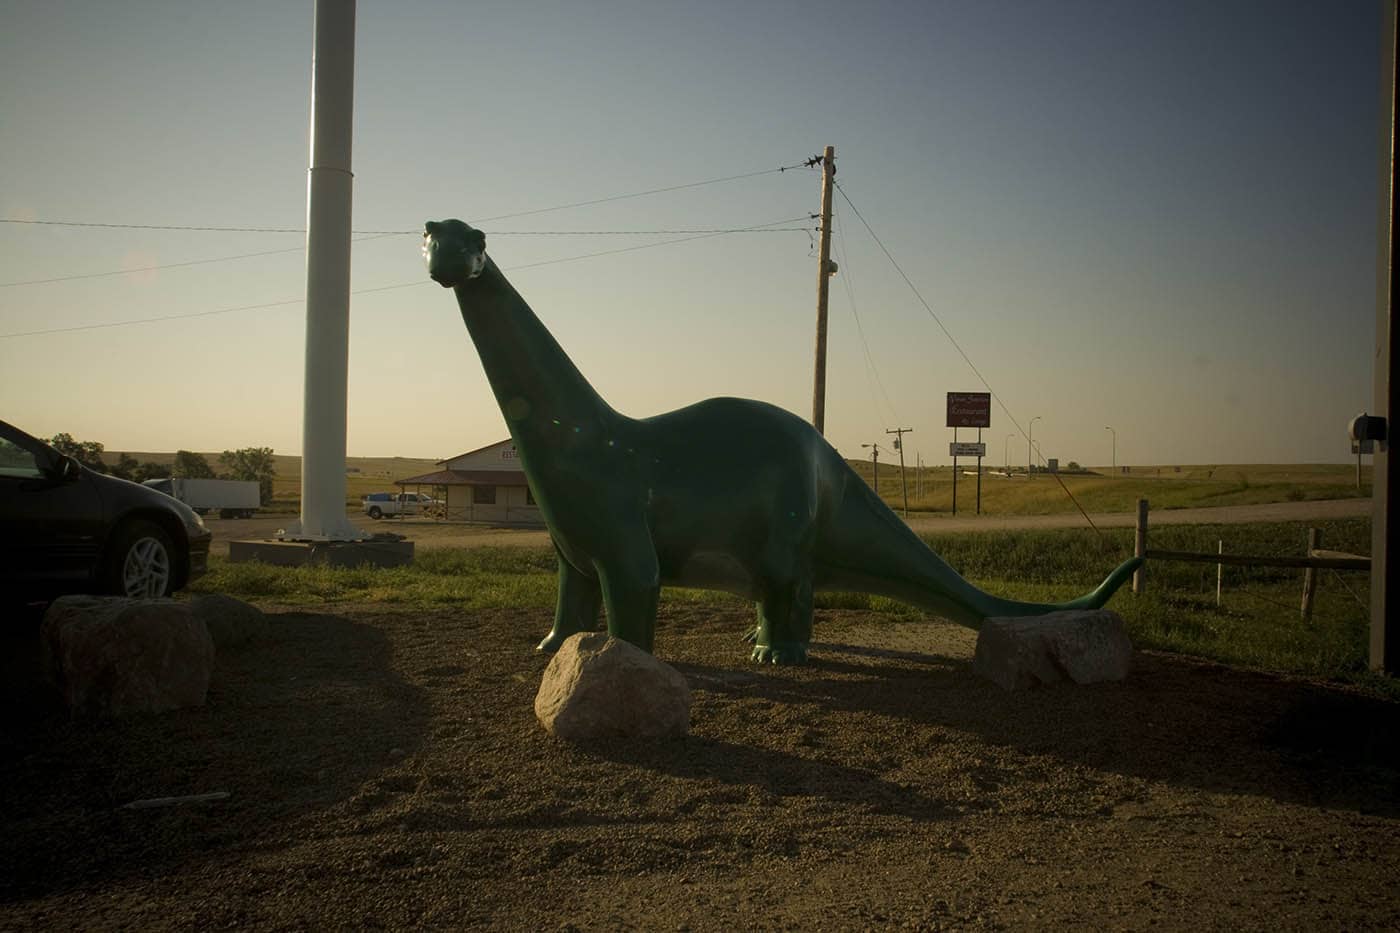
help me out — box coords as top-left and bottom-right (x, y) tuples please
(192, 519), (1388, 694)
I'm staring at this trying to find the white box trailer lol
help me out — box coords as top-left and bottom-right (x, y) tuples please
(142, 477), (261, 518)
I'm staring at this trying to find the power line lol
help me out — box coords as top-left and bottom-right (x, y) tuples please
(834, 181), (1023, 437)
(0, 233), (398, 288)
(508, 217), (812, 271)
(0, 161), (817, 238)
(835, 181), (1106, 539)
(0, 216), (811, 339)
(831, 206), (899, 426)
(0, 226), (811, 288)
(477, 162), (816, 223)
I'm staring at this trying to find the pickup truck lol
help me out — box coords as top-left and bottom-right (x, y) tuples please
(362, 491), (436, 519)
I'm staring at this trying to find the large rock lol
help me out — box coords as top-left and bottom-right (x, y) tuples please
(974, 609), (1133, 691)
(535, 633), (691, 740)
(42, 596), (215, 717)
(191, 593), (267, 649)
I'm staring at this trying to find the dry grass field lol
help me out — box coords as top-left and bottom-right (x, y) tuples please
(109, 448), (1372, 517)
(851, 461), (1369, 516)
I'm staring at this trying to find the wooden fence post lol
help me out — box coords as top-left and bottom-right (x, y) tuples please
(1133, 498), (1148, 595)
(1301, 527), (1321, 622)
(1216, 540), (1224, 606)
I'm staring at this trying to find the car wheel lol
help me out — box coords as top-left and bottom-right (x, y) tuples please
(368, 506), (382, 519)
(106, 521), (175, 598)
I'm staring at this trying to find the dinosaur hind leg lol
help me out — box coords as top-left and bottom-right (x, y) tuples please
(751, 554), (814, 666)
(537, 551), (603, 653)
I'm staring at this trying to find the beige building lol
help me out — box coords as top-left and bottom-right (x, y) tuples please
(396, 439), (542, 526)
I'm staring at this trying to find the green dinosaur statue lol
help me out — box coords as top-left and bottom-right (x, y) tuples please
(424, 218), (1142, 664)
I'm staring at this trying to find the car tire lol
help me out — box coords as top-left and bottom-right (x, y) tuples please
(105, 520), (176, 598)
(368, 506), (382, 519)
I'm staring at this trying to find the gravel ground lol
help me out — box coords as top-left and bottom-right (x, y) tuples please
(3, 601), (1398, 930)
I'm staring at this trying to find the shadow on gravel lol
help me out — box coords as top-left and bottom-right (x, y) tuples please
(0, 611), (430, 904)
(745, 639), (1400, 819)
(589, 725), (955, 823)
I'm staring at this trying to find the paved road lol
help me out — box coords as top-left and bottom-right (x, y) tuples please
(208, 498), (1371, 558)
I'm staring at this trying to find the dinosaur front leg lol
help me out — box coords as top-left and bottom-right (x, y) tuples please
(752, 570), (814, 666)
(594, 534), (662, 654)
(537, 550), (603, 653)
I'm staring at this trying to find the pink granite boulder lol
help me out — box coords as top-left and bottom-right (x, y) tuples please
(535, 632), (691, 740)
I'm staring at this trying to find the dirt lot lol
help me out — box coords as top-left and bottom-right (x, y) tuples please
(3, 598), (1397, 930)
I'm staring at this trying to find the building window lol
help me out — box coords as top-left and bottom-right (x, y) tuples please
(473, 485), (496, 505)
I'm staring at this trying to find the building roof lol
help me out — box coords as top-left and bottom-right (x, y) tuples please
(437, 438), (515, 465)
(395, 468), (529, 486)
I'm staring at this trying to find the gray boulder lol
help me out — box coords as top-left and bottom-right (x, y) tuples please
(974, 609), (1133, 691)
(535, 633), (691, 740)
(42, 596), (214, 717)
(191, 593), (267, 649)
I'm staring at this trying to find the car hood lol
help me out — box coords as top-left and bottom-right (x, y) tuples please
(83, 467), (209, 539)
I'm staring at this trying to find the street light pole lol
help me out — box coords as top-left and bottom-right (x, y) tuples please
(1028, 416), (1042, 478)
(1105, 425), (1116, 472)
(861, 443), (881, 496)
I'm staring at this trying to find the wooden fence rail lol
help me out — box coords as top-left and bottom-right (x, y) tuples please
(1141, 548), (1371, 572)
(1133, 499), (1370, 620)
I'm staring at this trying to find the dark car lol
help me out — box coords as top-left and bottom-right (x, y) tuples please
(0, 420), (212, 601)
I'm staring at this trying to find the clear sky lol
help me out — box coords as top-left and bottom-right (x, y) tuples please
(0, 0), (1387, 468)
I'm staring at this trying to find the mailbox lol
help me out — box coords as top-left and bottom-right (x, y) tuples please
(1350, 413), (1386, 454)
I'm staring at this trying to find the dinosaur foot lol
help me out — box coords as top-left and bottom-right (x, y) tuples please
(535, 630), (575, 653)
(750, 642), (809, 665)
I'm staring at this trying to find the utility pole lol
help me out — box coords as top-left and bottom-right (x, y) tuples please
(887, 427), (914, 516)
(1028, 416), (1042, 479)
(861, 442), (881, 498)
(811, 145), (836, 434)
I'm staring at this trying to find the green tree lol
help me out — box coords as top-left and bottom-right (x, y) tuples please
(220, 446), (276, 505)
(133, 460), (171, 483)
(173, 449), (215, 479)
(48, 433), (108, 473)
(110, 452), (140, 480)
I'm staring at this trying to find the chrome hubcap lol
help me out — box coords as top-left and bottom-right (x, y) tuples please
(122, 537), (171, 597)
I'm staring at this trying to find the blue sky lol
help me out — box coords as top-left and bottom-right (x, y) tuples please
(0, 0), (1387, 467)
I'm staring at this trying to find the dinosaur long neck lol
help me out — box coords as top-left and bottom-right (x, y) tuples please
(451, 258), (615, 452)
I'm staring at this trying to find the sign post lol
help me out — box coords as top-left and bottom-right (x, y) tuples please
(947, 392), (991, 517)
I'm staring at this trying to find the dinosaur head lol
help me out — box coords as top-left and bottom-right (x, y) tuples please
(423, 219), (487, 287)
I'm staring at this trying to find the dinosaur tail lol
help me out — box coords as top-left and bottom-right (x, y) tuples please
(974, 555), (1144, 620)
(813, 471), (1144, 627)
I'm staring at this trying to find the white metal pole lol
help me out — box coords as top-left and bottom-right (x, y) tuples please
(292, 0), (359, 540)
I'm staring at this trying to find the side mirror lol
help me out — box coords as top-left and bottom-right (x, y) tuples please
(50, 455), (82, 483)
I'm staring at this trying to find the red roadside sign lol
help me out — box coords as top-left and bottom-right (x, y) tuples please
(946, 392), (991, 428)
